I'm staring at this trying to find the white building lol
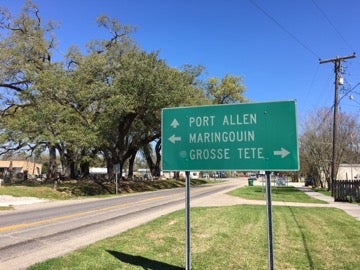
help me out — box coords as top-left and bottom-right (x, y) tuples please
(337, 164), (360, 180)
(161, 171), (200, 179)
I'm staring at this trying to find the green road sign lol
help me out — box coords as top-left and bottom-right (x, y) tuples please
(161, 101), (299, 171)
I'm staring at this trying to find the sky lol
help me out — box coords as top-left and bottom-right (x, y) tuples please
(2, 0), (360, 122)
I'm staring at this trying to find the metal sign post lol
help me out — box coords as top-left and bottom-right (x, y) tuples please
(185, 171), (191, 270)
(266, 171), (275, 270)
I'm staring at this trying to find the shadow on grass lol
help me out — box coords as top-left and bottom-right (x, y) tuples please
(272, 186), (302, 193)
(106, 250), (184, 270)
(288, 207), (314, 270)
(250, 186), (300, 193)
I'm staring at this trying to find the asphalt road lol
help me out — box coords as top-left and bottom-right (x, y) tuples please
(0, 179), (244, 270)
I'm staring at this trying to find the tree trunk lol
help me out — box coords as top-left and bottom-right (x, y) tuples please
(153, 139), (161, 177)
(326, 178), (331, 191)
(143, 145), (155, 176)
(80, 160), (90, 178)
(70, 160), (78, 179)
(127, 152), (136, 179)
(57, 146), (72, 179)
(48, 145), (57, 180)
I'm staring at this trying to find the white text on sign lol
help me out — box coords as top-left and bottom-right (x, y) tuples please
(188, 113), (257, 127)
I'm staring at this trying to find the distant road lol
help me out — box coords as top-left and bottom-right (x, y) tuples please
(0, 179), (245, 269)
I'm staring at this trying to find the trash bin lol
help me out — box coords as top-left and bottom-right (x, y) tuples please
(248, 178), (254, 186)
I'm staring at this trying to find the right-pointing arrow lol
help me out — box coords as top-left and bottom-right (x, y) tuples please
(273, 147), (290, 158)
(169, 134), (181, 144)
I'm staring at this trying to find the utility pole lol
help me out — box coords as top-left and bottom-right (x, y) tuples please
(319, 53), (356, 187)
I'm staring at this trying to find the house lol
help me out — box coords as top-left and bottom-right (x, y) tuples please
(0, 160), (43, 180)
(337, 164), (360, 180)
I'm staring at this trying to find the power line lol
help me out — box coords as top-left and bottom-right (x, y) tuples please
(249, 0), (321, 59)
(339, 81), (360, 103)
(311, 0), (355, 52)
(303, 65), (321, 111)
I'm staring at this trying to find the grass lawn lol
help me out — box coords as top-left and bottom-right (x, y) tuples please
(314, 188), (332, 197)
(0, 185), (72, 200)
(4, 183), (358, 269)
(29, 205), (360, 270)
(0, 179), (208, 200)
(229, 186), (327, 203)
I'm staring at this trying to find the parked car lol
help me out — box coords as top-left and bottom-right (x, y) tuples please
(305, 177), (314, 186)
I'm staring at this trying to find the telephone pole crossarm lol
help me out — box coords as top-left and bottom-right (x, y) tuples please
(319, 52), (356, 64)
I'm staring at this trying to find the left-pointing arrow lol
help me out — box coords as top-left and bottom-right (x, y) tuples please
(169, 134), (181, 144)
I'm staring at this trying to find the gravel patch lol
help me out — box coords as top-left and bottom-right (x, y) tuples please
(0, 195), (48, 207)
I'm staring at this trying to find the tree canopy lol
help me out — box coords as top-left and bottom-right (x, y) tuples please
(300, 108), (360, 189)
(0, 1), (248, 179)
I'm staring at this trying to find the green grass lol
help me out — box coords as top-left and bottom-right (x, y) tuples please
(229, 186), (327, 203)
(0, 179), (209, 201)
(29, 205), (360, 270)
(314, 188), (332, 197)
(0, 185), (72, 200)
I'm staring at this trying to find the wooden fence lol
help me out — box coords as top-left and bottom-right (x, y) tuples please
(332, 180), (360, 203)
